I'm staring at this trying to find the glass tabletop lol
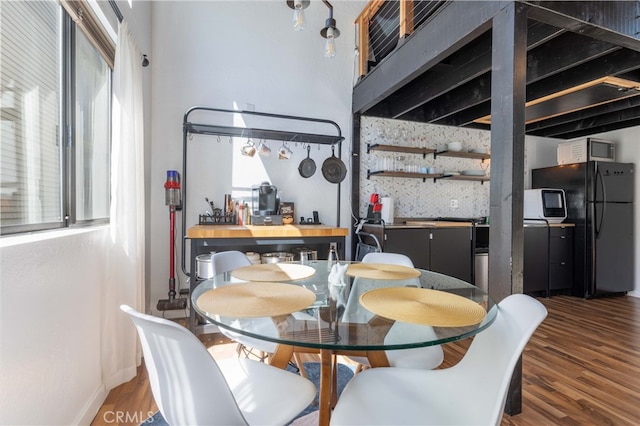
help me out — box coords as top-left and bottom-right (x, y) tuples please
(191, 260), (497, 351)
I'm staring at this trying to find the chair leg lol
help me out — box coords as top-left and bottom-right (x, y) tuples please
(294, 353), (307, 378)
(354, 363), (365, 374)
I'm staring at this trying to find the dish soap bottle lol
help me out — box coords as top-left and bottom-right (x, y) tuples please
(327, 244), (338, 270)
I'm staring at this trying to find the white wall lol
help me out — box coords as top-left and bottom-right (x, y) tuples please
(0, 1), (152, 424)
(1, 229), (108, 425)
(148, 1), (366, 316)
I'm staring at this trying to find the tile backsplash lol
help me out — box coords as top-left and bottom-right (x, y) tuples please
(360, 116), (491, 220)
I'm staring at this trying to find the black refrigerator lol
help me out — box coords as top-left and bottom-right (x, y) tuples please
(532, 161), (634, 298)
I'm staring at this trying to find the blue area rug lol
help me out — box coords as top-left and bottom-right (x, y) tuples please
(142, 362), (355, 425)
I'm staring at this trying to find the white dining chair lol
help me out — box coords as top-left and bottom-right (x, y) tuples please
(342, 252), (445, 371)
(120, 305), (316, 426)
(210, 250), (309, 376)
(210, 251), (276, 359)
(331, 293), (548, 425)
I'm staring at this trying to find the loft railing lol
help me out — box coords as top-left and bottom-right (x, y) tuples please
(355, 0), (447, 79)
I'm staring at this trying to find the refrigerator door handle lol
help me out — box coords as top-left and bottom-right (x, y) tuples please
(595, 167), (606, 238)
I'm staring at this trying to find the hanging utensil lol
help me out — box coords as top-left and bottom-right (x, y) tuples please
(298, 145), (317, 178)
(321, 145), (347, 184)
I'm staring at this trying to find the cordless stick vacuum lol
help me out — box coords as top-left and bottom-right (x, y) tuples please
(157, 170), (188, 311)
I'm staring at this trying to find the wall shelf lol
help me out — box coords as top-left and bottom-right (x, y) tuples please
(367, 169), (442, 182)
(186, 123), (344, 145)
(368, 170), (489, 183)
(437, 174), (489, 184)
(366, 143), (489, 183)
(434, 150), (490, 161)
(367, 143), (435, 158)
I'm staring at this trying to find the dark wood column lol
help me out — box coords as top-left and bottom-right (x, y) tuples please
(488, 2), (528, 415)
(488, 2), (527, 300)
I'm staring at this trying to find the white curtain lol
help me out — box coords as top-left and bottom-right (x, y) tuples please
(102, 21), (145, 390)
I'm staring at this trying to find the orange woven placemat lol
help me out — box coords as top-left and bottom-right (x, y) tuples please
(360, 287), (486, 327)
(196, 282), (316, 318)
(346, 263), (421, 280)
(231, 263), (316, 282)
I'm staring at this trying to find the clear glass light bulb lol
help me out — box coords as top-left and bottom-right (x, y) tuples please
(324, 27), (336, 58)
(293, 4), (305, 31)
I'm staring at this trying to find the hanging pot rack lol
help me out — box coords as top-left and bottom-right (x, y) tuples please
(180, 106), (345, 277)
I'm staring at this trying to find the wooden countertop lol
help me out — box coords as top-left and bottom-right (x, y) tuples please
(403, 220), (473, 228)
(187, 224), (349, 239)
(366, 221), (473, 229)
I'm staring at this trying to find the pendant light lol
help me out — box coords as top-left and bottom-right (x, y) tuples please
(320, 1), (340, 58)
(286, 0), (340, 58)
(287, 0), (310, 31)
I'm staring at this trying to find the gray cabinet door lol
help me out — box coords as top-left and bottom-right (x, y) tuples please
(383, 228), (430, 270)
(549, 227), (573, 291)
(430, 228), (473, 282)
(524, 227), (549, 293)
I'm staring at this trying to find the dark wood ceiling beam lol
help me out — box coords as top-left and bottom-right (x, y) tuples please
(409, 74), (492, 122)
(373, 21), (566, 119)
(530, 104), (640, 139)
(546, 116), (640, 141)
(525, 1), (640, 53)
(526, 48), (640, 101)
(400, 31), (622, 123)
(563, 118), (640, 140)
(526, 20), (567, 49)
(386, 43), (491, 119)
(353, 1), (503, 114)
(435, 47), (640, 127)
(526, 95), (640, 134)
(525, 32), (619, 83)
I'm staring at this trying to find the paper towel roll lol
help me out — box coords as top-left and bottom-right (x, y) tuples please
(380, 197), (394, 224)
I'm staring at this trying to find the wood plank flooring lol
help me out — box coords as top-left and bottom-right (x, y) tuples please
(91, 295), (640, 425)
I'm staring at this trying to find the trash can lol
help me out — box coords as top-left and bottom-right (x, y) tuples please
(474, 248), (488, 293)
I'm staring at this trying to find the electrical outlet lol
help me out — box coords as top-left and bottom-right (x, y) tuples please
(450, 199), (459, 208)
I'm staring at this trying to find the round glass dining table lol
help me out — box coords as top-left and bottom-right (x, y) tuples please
(192, 260), (497, 426)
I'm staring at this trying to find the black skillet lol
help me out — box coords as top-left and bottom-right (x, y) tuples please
(321, 145), (347, 184)
(298, 145), (317, 178)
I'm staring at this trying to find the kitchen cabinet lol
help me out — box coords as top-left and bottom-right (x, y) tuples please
(523, 224), (574, 295)
(363, 224), (473, 282)
(383, 228), (431, 269)
(366, 143), (490, 183)
(523, 227), (549, 294)
(549, 227), (573, 292)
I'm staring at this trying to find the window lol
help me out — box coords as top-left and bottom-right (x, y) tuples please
(0, 0), (111, 235)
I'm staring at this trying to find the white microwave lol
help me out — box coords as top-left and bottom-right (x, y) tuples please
(524, 189), (566, 223)
(557, 138), (615, 165)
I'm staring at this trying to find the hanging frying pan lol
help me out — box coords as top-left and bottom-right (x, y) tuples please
(322, 145), (347, 184)
(298, 145), (317, 178)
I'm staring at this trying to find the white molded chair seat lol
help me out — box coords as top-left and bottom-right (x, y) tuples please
(210, 251), (313, 376)
(211, 251), (279, 355)
(331, 293), (548, 425)
(121, 305), (316, 426)
(343, 252), (444, 370)
(361, 252), (414, 267)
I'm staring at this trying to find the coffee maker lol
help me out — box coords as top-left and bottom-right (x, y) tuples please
(251, 181), (282, 225)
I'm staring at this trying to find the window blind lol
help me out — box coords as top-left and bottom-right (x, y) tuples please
(1, 1), (63, 228)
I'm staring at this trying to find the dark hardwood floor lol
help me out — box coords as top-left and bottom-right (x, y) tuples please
(91, 295), (640, 425)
